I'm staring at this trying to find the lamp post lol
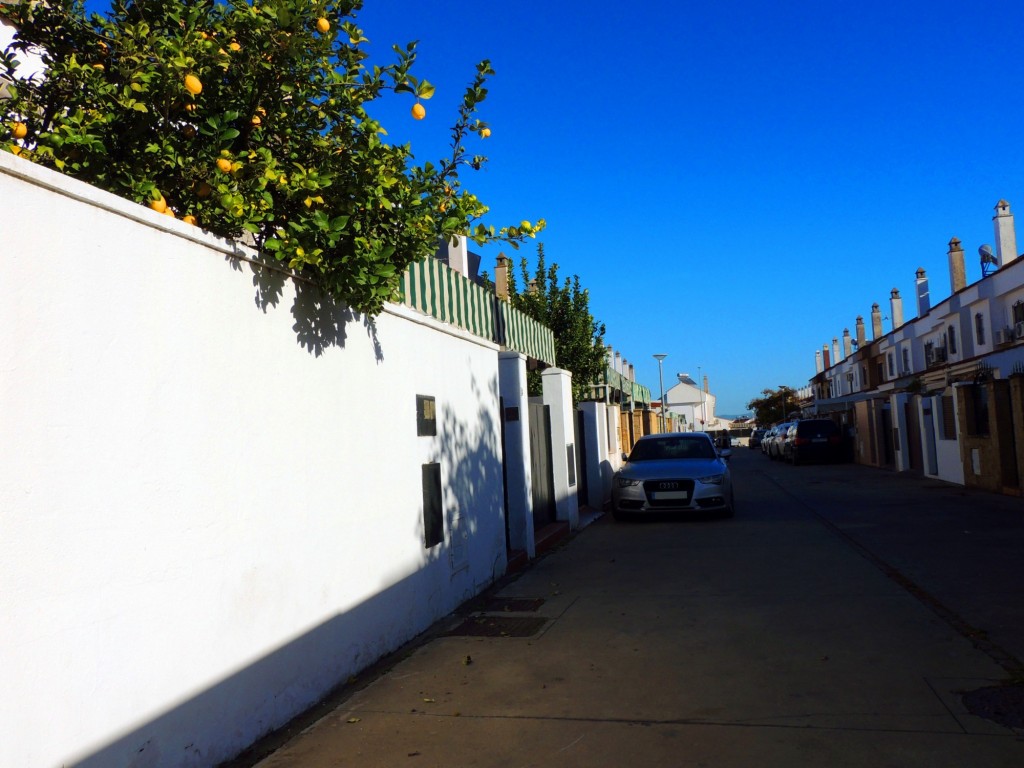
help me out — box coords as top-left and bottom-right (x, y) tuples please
(698, 365), (707, 430)
(779, 385), (787, 422)
(653, 354), (667, 433)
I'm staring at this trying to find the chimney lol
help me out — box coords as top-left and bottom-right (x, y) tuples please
(871, 303), (883, 339)
(832, 337), (840, 364)
(948, 237), (966, 293)
(915, 268), (930, 317)
(442, 235), (470, 276)
(815, 349), (824, 374)
(842, 328), (852, 357)
(889, 288), (904, 329)
(494, 254), (510, 301)
(702, 374), (709, 394)
(822, 343), (831, 369)
(628, 364), (635, 382)
(614, 351), (622, 375)
(994, 199), (1017, 266)
(855, 316), (866, 347)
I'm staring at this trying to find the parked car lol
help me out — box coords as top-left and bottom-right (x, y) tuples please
(760, 426), (778, 455)
(611, 432), (734, 520)
(783, 418), (844, 464)
(767, 421), (798, 460)
(748, 429), (766, 449)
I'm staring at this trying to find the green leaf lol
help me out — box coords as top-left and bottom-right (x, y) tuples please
(416, 81), (435, 100)
(220, 128), (240, 141)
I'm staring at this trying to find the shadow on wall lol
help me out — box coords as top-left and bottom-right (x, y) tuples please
(239, 253), (383, 361)
(68, 350), (506, 768)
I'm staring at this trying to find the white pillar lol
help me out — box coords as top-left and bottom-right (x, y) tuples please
(498, 352), (534, 558)
(579, 401), (610, 510)
(541, 368), (579, 530)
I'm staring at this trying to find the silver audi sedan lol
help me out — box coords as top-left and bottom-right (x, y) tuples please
(611, 432), (734, 520)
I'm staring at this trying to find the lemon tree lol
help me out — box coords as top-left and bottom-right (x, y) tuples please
(0, 0), (543, 314)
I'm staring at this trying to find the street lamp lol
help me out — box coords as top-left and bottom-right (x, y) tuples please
(779, 385), (787, 422)
(698, 365), (707, 430)
(653, 354), (667, 433)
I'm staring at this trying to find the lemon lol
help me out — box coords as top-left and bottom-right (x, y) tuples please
(11, 122), (27, 140)
(411, 103), (426, 120)
(148, 194), (168, 214)
(216, 158), (232, 173)
(184, 74), (202, 95)
(480, 127), (491, 138)
(316, 18), (330, 34)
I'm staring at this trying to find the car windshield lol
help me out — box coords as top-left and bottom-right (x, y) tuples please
(629, 436), (717, 461)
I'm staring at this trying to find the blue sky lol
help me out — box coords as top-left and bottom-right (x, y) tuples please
(82, 1), (1024, 415)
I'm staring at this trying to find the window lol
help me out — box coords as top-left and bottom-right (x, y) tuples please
(887, 353), (895, 377)
(939, 396), (957, 440)
(901, 347), (910, 374)
(975, 313), (986, 345)
(948, 325), (958, 355)
(1013, 300), (1024, 325)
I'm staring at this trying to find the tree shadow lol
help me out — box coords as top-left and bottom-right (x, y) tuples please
(236, 253), (383, 361)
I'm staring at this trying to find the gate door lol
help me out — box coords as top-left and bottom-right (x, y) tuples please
(528, 402), (557, 528)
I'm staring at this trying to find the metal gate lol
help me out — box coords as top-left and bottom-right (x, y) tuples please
(528, 402), (556, 529)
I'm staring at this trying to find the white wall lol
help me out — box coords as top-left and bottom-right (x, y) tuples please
(0, 154), (507, 767)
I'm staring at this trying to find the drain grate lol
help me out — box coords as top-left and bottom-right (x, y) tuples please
(482, 597), (546, 613)
(445, 616), (547, 638)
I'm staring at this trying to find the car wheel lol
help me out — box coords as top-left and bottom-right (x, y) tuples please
(792, 453), (800, 466)
(612, 509), (628, 522)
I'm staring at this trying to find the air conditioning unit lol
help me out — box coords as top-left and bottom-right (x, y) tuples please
(995, 328), (1009, 345)
(1016, 321), (1024, 339)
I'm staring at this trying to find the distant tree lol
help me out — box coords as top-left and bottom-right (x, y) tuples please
(509, 244), (606, 405)
(746, 386), (795, 425)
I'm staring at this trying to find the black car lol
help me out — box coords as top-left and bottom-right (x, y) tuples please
(784, 419), (844, 464)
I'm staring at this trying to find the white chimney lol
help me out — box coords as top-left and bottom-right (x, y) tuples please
(815, 349), (823, 374)
(855, 316), (866, 347)
(889, 288), (904, 329)
(915, 268), (930, 317)
(842, 328), (852, 358)
(832, 337), (841, 364)
(994, 199), (1017, 266)
(441, 235), (470, 276)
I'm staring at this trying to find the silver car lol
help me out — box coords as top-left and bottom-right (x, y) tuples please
(611, 432), (734, 520)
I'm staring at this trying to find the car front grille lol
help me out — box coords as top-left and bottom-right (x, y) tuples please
(642, 479), (695, 507)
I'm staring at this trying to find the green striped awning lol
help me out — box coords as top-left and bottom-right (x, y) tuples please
(400, 258), (556, 366)
(596, 366), (652, 405)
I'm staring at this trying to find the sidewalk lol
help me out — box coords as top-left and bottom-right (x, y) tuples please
(233, 452), (1024, 767)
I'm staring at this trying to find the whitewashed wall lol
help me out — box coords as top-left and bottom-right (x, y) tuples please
(0, 154), (507, 768)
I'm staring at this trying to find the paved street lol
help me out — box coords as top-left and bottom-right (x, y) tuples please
(238, 450), (1024, 767)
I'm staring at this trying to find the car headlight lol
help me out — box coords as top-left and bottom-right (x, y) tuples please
(615, 476), (642, 488)
(697, 474), (725, 485)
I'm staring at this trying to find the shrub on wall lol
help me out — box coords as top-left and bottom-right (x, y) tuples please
(1, 0), (543, 314)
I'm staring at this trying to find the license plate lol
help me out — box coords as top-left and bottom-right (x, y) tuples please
(812, 437), (827, 443)
(651, 491), (689, 500)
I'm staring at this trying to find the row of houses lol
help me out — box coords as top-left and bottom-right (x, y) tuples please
(808, 200), (1024, 496)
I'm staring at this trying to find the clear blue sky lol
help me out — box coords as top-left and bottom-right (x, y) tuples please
(83, 1), (1024, 415)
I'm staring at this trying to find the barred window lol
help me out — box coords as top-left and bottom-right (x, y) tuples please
(975, 313), (986, 345)
(948, 325), (958, 355)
